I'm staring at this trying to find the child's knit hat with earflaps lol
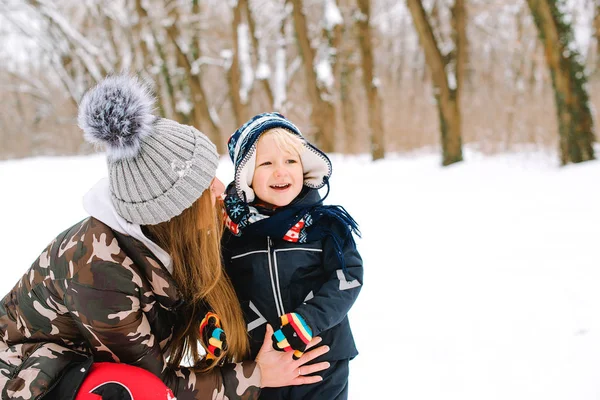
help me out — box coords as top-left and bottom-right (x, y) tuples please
(227, 112), (333, 203)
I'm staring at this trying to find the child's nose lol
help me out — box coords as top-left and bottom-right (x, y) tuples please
(274, 165), (287, 177)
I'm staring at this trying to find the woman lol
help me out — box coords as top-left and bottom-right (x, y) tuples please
(0, 75), (329, 400)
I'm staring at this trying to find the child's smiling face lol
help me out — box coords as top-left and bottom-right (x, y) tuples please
(252, 134), (304, 207)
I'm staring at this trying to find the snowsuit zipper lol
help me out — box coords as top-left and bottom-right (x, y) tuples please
(266, 236), (285, 317)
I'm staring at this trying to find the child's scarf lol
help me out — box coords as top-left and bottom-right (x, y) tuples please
(223, 181), (360, 272)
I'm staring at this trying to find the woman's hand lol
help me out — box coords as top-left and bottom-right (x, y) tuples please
(256, 324), (330, 388)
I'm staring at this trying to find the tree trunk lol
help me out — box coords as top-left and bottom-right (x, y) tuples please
(338, 0), (359, 153)
(323, 0), (343, 84)
(506, 6), (528, 151)
(134, 0), (176, 119)
(406, 0), (463, 165)
(228, 0), (250, 126)
(356, 0), (385, 160)
(273, 15), (289, 111)
(453, 0), (472, 88)
(593, 0), (600, 73)
(526, 0), (596, 164)
(452, 0), (467, 93)
(163, 3), (224, 154)
(289, 0), (336, 152)
(340, 59), (358, 153)
(395, 15), (408, 89)
(242, 0), (275, 107)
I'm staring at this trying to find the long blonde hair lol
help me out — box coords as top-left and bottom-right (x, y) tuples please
(145, 189), (249, 370)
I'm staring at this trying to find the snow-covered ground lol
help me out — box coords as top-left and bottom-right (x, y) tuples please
(1, 151), (599, 399)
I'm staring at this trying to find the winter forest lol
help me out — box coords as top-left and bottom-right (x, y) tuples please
(0, 0), (598, 165)
(1, 1), (600, 399)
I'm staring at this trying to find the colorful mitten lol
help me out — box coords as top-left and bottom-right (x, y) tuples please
(271, 313), (313, 360)
(199, 312), (227, 363)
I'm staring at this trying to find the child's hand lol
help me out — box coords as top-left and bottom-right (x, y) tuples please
(271, 313), (313, 360)
(200, 312), (227, 363)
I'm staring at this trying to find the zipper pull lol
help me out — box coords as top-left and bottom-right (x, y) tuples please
(267, 236), (272, 247)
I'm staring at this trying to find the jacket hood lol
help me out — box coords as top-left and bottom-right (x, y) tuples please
(83, 178), (173, 273)
(227, 112), (332, 203)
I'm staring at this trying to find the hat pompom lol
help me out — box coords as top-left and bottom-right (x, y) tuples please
(78, 75), (156, 160)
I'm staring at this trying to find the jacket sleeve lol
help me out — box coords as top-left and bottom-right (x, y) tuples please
(293, 224), (363, 336)
(64, 264), (261, 400)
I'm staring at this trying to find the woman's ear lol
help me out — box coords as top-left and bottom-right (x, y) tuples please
(210, 178), (226, 205)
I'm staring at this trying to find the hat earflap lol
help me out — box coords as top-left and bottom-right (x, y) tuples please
(299, 143), (332, 189)
(236, 149), (257, 203)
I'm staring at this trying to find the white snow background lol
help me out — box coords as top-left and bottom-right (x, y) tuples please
(0, 150), (599, 399)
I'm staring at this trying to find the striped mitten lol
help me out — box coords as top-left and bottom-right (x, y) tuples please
(271, 313), (313, 360)
(199, 312), (227, 363)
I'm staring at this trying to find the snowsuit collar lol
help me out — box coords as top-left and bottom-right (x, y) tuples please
(223, 183), (360, 273)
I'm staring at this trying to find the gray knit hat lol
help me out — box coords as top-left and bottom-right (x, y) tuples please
(78, 74), (219, 225)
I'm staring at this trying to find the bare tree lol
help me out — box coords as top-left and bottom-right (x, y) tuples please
(289, 0), (336, 152)
(133, 0), (178, 119)
(406, 0), (464, 165)
(243, 0), (275, 108)
(273, 12), (290, 111)
(2, 0), (597, 161)
(337, 0), (359, 153)
(163, 1), (224, 154)
(593, 0), (600, 72)
(356, 0), (385, 160)
(20, 0), (107, 106)
(228, 0), (251, 126)
(505, 5), (528, 150)
(527, 0), (596, 164)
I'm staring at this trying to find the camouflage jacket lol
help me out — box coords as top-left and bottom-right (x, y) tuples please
(0, 217), (261, 400)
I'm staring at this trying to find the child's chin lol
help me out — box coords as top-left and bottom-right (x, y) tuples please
(273, 199), (293, 207)
(269, 196), (294, 207)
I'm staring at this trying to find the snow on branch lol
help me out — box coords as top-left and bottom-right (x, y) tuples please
(35, 1), (101, 56)
(315, 57), (334, 91)
(274, 45), (286, 109)
(237, 22), (254, 103)
(323, 0), (342, 31)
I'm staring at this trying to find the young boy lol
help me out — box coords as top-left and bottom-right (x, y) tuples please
(221, 112), (363, 399)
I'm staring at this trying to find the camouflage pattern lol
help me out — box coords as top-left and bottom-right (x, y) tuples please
(0, 218), (261, 400)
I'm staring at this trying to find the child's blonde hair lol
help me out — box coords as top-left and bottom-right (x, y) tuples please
(260, 128), (306, 156)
